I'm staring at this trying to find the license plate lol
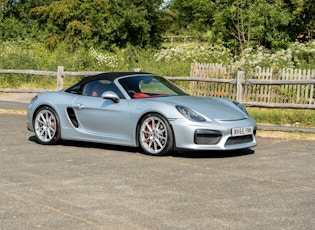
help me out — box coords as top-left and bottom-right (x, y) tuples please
(232, 126), (253, 137)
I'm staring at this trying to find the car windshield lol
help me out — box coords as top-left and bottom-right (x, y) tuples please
(119, 75), (188, 99)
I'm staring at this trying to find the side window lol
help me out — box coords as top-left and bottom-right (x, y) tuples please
(139, 78), (176, 95)
(66, 85), (81, 94)
(83, 80), (123, 98)
(83, 81), (105, 97)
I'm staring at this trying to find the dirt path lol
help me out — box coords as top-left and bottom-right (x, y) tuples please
(0, 92), (38, 103)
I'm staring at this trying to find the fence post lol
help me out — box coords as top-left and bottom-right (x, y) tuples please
(237, 71), (245, 103)
(57, 66), (64, 90)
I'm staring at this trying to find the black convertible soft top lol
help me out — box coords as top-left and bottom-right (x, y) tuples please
(76, 72), (152, 86)
(65, 72), (152, 94)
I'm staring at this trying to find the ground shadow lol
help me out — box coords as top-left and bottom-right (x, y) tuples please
(28, 135), (140, 153)
(172, 148), (255, 158)
(29, 135), (254, 158)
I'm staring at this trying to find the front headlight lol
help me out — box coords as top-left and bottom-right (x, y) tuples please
(233, 101), (248, 115)
(176, 105), (206, 122)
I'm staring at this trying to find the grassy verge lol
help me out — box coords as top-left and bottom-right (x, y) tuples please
(0, 108), (26, 115)
(247, 108), (315, 128)
(257, 130), (315, 140)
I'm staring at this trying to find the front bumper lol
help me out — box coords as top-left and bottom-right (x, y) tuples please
(170, 118), (257, 151)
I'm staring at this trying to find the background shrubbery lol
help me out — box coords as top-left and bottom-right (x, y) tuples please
(1, 39), (315, 128)
(1, 39), (315, 88)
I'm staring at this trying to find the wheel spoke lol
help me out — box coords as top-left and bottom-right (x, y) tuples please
(145, 121), (152, 132)
(143, 127), (152, 134)
(153, 140), (158, 151)
(40, 112), (47, 123)
(49, 125), (55, 132)
(45, 130), (49, 140)
(154, 138), (163, 149)
(151, 119), (155, 129)
(37, 119), (45, 126)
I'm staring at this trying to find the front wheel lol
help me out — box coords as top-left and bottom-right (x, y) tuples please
(34, 106), (61, 145)
(138, 113), (174, 156)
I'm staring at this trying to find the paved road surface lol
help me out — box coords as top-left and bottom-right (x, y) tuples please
(0, 100), (314, 229)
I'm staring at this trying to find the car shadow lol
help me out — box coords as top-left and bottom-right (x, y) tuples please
(29, 135), (254, 158)
(28, 135), (140, 153)
(172, 148), (255, 158)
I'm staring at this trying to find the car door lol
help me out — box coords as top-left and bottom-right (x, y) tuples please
(72, 95), (132, 143)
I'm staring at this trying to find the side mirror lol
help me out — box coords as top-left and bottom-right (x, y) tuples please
(101, 91), (120, 103)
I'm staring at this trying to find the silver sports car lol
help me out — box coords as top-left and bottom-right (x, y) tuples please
(27, 72), (257, 156)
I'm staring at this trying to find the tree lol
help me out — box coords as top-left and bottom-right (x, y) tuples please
(105, 0), (165, 48)
(170, 0), (215, 33)
(0, 0), (54, 41)
(30, 0), (165, 50)
(168, 0), (314, 52)
(289, 0), (315, 41)
(209, 0), (297, 50)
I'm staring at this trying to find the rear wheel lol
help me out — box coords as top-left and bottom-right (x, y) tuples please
(34, 106), (61, 145)
(138, 113), (173, 156)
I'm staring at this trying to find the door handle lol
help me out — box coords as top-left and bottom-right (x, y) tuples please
(74, 103), (84, 109)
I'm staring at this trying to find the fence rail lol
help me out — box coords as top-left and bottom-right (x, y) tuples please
(1, 65), (315, 109)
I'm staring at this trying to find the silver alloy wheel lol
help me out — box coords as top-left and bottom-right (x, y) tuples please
(34, 108), (57, 143)
(139, 115), (168, 155)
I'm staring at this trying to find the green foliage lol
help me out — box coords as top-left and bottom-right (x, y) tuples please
(0, 39), (314, 78)
(105, 0), (164, 48)
(211, 0), (296, 51)
(170, 0), (215, 32)
(0, 0), (52, 40)
(27, 0), (165, 50)
(168, 0), (314, 52)
(1, 0), (314, 53)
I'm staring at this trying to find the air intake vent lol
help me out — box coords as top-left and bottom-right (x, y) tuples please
(225, 135), (253, 146)
(67, 108), (79, 128)
(194, 130), (222, 145)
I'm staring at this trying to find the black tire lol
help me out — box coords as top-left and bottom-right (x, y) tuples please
(138, 113), (174, 156)
(33, 106), (61, 145)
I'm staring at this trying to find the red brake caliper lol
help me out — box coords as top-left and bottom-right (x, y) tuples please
(51, 118), (56, 131)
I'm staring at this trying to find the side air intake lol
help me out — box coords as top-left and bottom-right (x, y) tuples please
(67, 108), (79, 128)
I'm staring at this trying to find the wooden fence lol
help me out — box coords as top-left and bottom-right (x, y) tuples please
(1, 64), (315, 109)
(187, 63), (315, 109)
(0, 66), (102, 93)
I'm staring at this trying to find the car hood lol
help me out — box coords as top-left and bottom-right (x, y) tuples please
(157, 96), (248, 121)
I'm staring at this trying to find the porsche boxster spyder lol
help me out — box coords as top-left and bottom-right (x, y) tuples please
(27, 72), (257, 156)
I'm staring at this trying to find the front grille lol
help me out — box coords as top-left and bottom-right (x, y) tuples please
(225, 135), (253, 146)
(194, 130), (222, 145)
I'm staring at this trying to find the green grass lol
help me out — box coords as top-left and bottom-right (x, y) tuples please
(247, 108), (315, 128)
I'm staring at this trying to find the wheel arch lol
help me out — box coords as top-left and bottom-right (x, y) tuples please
(32, 104), (59, 127)
(32, 104), (62, 145)
(135, 111), (176, 150)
